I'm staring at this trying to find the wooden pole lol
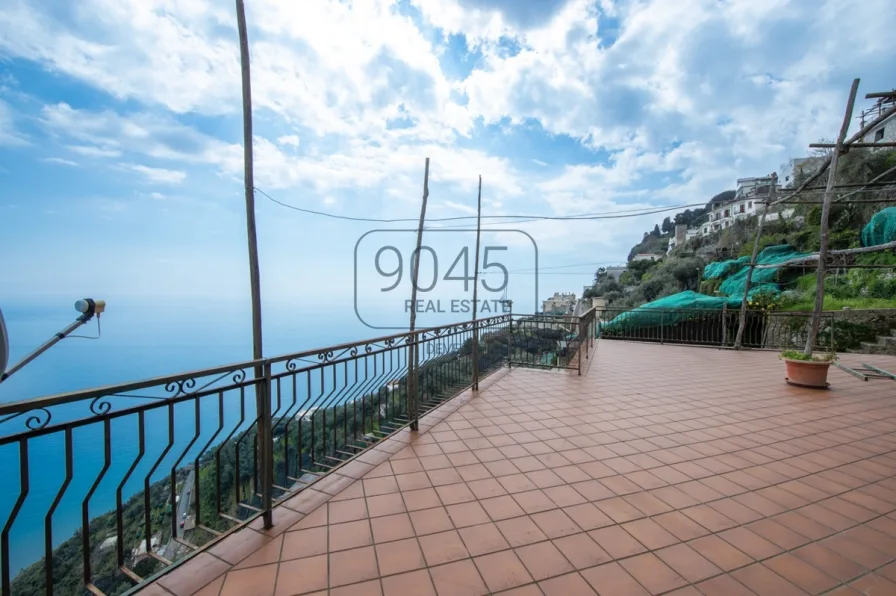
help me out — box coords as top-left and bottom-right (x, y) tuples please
(407, 158), (430, 431)
(734, 174), (776, 349)
(771, 101), (895, 207)
(753, 239), (896, 268)
(809, 142), (896, 149)
(471, 176), (483, 390)
(804, 78), (860, 356)
(235, 0), (270, 528)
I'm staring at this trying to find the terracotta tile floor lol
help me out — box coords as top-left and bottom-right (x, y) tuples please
(140, 342), (896, 595)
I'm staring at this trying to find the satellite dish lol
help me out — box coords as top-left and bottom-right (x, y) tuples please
(0, 299), (105, 384)
(0, 308), (8, 376)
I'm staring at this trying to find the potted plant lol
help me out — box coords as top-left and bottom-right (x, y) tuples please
(780, 349), (836, 389)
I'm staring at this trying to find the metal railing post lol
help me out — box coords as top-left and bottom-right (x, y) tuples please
(578, 318), (583, 376)
(584, 316), (590, 360)
(721, 305), (728, 347)
(830, 314), (836, 352)
(660, 313), (665, 345)
(507, 304), (513, 369)
(408, 332), (419, 431)
(257, 360), (273, 528)
(472, 319), (480, 390)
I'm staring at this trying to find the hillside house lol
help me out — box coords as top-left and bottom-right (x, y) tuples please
(630, 253), (662, 263)
(698, 177), (774, 235)
(860, 95), (896, 146)
(542, 292), (576, 314)
(781, 156), (825, 188)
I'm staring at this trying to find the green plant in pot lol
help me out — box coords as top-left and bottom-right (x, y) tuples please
(780, 349), (837, 389)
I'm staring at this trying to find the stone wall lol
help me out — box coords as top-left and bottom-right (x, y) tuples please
(829, 309), (896, 354)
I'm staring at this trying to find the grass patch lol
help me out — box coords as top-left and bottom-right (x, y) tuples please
(781, 296), (896, 312)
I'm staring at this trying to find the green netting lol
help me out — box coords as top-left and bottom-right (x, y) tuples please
(703, 255), (750, 280)
(861, 207), (896, 247)
(602, 245), (808, 332)
(602, 291), (740, 331)
(717, 245), (808, 299)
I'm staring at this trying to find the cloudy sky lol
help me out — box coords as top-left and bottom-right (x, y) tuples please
(1, 0), (894, 317)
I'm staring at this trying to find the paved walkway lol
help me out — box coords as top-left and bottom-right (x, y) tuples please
(140, 342), (896, 595)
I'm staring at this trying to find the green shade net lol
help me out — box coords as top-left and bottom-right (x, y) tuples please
(861, 207), (896, 247)
(602, 291), (740, 331)
(717, 245), (808, 299)
(703, 255), (749, 280)
(602, 245), (808, 332)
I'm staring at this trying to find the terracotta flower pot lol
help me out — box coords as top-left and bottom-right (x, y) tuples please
(784, 358), (832, 389)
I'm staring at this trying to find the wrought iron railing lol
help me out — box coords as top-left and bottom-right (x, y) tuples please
(508, 309), (596, 373)
(596, 307), (835, 350)
(0, 309), (597, 596)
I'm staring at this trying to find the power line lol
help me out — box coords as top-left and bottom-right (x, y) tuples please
(255, 186), (706, 224)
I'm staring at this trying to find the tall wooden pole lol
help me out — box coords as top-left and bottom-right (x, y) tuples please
(407, 158), (430, 431)
(236, 0), (263, 363)
(804, 79), (860, 356)
(235, 0), (270, 528)
(734, 173), (775, 349)
(471, 176), (483, 390)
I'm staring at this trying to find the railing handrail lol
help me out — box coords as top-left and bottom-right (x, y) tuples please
(266, 313), (509, 365)
(0, 358), (267, 417)
(597, 307), (821, 316)
(0, 313), (514, 418)
(1, 309), (601, 596)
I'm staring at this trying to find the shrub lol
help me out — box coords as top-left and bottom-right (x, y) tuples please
(780, 349), (836, 361)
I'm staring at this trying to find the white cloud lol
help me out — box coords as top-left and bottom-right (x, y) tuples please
(40, 157), (78, 166)
(4, 0), (896, 268)
(40, 103), (243, 174)
(68, 145), (123, 158)
(0, 98), (27, 146)
(276, 135), (300, 148)
(126, 164), (187, 185)
(0, 0), (239, 115)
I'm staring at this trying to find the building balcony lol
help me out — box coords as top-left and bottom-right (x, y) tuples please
(130, 341), (896, 596)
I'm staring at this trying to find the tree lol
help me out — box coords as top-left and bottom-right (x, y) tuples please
(651, 224), (661, 237)
(708, 190), (735, 206)
(809, 137), (834, 158)
(661, 217), (673, 234)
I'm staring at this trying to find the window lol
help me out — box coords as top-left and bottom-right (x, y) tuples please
(739, 204), (745, 213)
(748, 201), (752, 208)
(724, 209), (730, 217)
(875, 128), (885, 142)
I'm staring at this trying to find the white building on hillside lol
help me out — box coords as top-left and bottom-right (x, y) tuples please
(667, 224), (700, 254)
(694, 176), (797, 238)
(542, 292), (576, 314)
(597, 266), (627, 282)
(698, 177), (772, 235)
(630, 253), (662, 263)
(860, 95), (896, 146)
(781, 157), (824, 188)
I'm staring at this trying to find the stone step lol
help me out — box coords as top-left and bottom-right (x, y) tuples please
(878, 336), (896, 348)
(861, 342), (890, 354)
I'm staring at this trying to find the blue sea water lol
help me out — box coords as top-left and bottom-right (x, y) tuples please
(0, 298), (388, 577)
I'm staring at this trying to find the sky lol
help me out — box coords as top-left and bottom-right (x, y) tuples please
(1, 0), (895, 325)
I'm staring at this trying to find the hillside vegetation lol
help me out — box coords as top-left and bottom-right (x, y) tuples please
(587, 148), (896, 313)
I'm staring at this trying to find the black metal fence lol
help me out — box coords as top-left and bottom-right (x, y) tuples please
(508, 309), (596, 373)
(596, 307), (835, 350)
(0, 309), (598, 596)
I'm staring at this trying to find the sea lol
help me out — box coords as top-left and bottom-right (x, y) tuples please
(0, 297), (451, 577)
